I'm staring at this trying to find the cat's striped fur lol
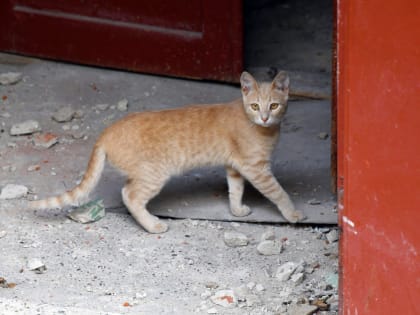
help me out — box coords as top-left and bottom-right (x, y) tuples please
(31, 71), (304, 233)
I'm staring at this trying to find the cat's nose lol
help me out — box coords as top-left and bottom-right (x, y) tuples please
(261, 116), (269, 122)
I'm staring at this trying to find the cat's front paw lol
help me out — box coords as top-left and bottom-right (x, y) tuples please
(231, 205), (252, 217)
(143, 218), (169, 234)
(282, 209), (306, 223)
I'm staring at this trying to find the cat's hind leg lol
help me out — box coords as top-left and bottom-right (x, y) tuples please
(122, 177), (168, 233)
(237, 162), (304, 223)
(226, 166), (252, 217)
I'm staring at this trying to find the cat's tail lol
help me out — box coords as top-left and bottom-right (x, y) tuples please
(30, 145), (106, 210)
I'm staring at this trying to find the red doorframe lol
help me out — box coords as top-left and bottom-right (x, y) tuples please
(337, 0), (420, 313)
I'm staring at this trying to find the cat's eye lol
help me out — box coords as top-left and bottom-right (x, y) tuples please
(250, 103), (260, 111)
(270, 103), (280, 110)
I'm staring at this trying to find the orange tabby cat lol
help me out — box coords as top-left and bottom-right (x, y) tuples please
(31, 71), (304, 233)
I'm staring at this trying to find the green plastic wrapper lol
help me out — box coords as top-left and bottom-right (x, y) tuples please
(67, 199), (105, 223)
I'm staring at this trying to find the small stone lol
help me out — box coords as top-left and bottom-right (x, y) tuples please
(10, 120), (41, 135)
(246, 282), (256, 290)
(257, 240), (283, 255)
(0, 72), (22, 85)
(207, 308), (218, 314)
(255, 284), (265, 292)
(233, 285), (250, 301)
(2, 165), (16, 172)
(62, 124), (71, 131)
(287, 303), (318, 315)
(27, 258), (46, 274)
(205, 282), (219, 289)
(261, 228), (276, 241)
(135, 291), (147, 299)
(33, 132), (59, 148)
(0, 231), (7, 238)
(52, 106), (76, 122)
(230, 222), (240, 228)
(27, 164), (41, 172)
(308, 198), (322, 205)
(96, 104), (109, 111)
(326, 229), (339, 243)
(325, 273), (339, 288)
(74, 109), (84, 119)
(223, 231), (249, 247)
(290, 272), (305, 285)
(201, 290), (212, 300)
(210, 290), (237, 308)
(71, 131), (85, 139)
(71, 125), (80, 130)
(117, 99), (128, 111)
(275, 262), (297, 281)
(7, 142), (17, 148)
(0, 184), (28, 200)
(318, 132), (329, 140)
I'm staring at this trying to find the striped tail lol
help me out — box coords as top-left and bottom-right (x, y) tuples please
(30, 145), (106, 209)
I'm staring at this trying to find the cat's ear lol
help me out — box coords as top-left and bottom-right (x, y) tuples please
(240, 71), (258, 96)
(271, 71), (290, 93)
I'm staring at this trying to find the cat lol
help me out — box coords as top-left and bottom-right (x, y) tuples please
(30, 71), (304, 233)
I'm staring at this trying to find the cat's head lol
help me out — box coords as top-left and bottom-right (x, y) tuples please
(240, 71), (290, 127)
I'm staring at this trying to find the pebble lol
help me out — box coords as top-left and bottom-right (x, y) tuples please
(207, 308), (218, 314)
(257, 240), (283, 255)
(0, 231), (7, 238)
(10, 120), (41, 135)
(96, 104), (109, 111)
(275, 262), (297, 281)
(27, 258), (46, 274)
(210, 290), (237, 308)
(246, 282), (256, 290)
(230, 222), (240, 228)
(52, 106), (76, 122)
(260, 228), (276, 241)
(287, 303), (318, 315)
(255, 284), (265, 292)
(27, 164), (41, 172)
(2, 165), (16, 172)
(318, 132), (329, 140)
(117, 98), (129, 111)
(308, 198), (322, 205)
(0, 72), (22, 85)
(33, 132), (59, 148)
(205, 282), (219, 289)
(326, 229), (339, 243)
(0, 184), (28, 200)
(290, 272), (305, 285)
(223, 231), (249, 247)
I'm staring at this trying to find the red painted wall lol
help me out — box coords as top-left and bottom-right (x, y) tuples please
(337, 0), (420, 313)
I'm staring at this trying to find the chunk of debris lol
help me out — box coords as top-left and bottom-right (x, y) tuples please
(0, 277), (16, 289)
(223, 231), (249, 247)
(318, 132), (329, 140)
(205, 282), (219, 290)
(207, 308), (218, 314)
(287, 303), (318, 315)
(308, 198), (322, 205)
(0, 184), (28, 200)
(117, 98), (129, 111)
(210, 289), (237, 308)
(326, 229), (339, 243)
(27, 164), (41, 172)
(27, 258), (47, 274)
(67, 199), (106, 224)
(260, 228), (276, 241)
(0, 72), (22, 85)
(257, 240), (283, 255)
(275, 262), (297, 281)
(52, 106), (76, 122)
(0, 230), (7, 238)
(290, 272), (305, 285)
(33, 132), (59, 148)
(96, 104), (109, 111)
(10, 120), (41, 135)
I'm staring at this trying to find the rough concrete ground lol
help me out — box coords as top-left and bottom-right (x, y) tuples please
(0, 59), (338, 314)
